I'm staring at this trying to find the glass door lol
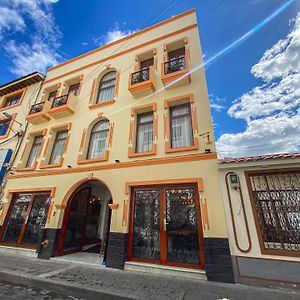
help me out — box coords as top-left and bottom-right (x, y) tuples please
(129, 184), (204, 268)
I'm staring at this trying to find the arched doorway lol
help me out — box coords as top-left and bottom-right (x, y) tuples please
(56, 179), (112, 262)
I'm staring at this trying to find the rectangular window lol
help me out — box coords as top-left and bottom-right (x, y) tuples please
(140, 58), (154, 70)
(170, 104), (193, 149)
(168, 47), (185, 60)
(48, 91), (57, 102)
(26, 135), (43, 168)
(68, 83), (80, 96)
(136, 112), (153, 153)
(49, 130), (68, 164)
(4, 94), (21, 107)
(1, 192), (51, 247)
(0, 119), (11, 136)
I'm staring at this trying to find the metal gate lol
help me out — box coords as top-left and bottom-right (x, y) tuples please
(248, 170), (300, 252)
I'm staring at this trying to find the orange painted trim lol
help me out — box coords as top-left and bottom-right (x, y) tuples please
(46, 201), (54, 224)
(130, 102), (157, 117)
(163, 113), (168, 138)
(128, 120), (134, 144)
(55, 204), (66, 209)
(77, 150), (109, 164)
(163, 36), (188, 50)
(50, 122), (72, 131)
(192, 106), (199, 133)
(115, 70), (120, 97)
(42, 137), (51, 158)
(165, 142), (199, 153)
(28, 128), (48, 137)
(20, 142), (28, 161)
(78, 74), (84, 96)
(164, 93), (194, 109)
(0, 203), (7, 221)
(9, 152), (217, 179)
(89, 79), (96, 104)
(44, 24), (198, 85)
(79, 128), (87, 152)
(97, 112), (103, 118)
(89, 99), (115, 110)
(154, 115), (158, 141)
(122, 200), (128, 227)
(200, 197), (209, 230)
(15, 162), (37, 172)
(108, 203), (119, 210)
(26, 113), (50, 123)
(134, 48), (157, 62)
(39, 157), (64, 169)
(128, 66), (155, 95)
(108, 123), (114, 147)
(125, 177), (203, 194)
(0, 88), (26, 111)
(128, 144), (156, 158)
(8, 187), (56, 197)
(0, 113), (17, 140)
(48, 105), (74, 116)
(47, 9), (196, 72)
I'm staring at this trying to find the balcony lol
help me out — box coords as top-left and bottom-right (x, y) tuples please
(48, 93), (76, 119)
(161, 55), (191, 89)
(26, 101), (51, 124)
(128, 66), (156, 97)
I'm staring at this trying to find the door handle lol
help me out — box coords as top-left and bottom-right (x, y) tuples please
(163, 218), (169, 231)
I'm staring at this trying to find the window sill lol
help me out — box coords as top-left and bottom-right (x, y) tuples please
(77, 150), (109, 164)
(128, 144), (156, 158)
(89, 99), (115, 110)
(165, 143), (198, 154)
(15, 162), (37, 172)
(39, 158), (64, 169)
(0, 102), (21, 112)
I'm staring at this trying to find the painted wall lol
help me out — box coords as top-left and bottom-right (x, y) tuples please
(1, 10), (228, 241)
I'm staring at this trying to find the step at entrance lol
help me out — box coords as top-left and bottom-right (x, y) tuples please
(0, 245), (37, 258)
(125, 261), (207, 280)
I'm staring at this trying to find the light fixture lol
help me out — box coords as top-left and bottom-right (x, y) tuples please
(67, 165), (72, 168)
(115, 159), (120, 163)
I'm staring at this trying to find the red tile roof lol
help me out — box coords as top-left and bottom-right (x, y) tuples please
(218, 152), (300, 164)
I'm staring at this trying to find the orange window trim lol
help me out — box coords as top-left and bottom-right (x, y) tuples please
(122, 200), (129, 227)
(134, 48), (157, 62)
(55, 204), (66, 209)
(163, 36), (188, 51)
(128, 144), (156, 158)
(26, 113), (50, 123)
(44, 23), (198, 85)
(77, 150), (109, 164)
(89, 99), (115, 110)
(15, 163), (37, 172)
(89, 79), (96, 104)
(48, 105), (75, 116)
(164, 93), (194, 109)
(39, 157), (64, 169)
(154, 115), (158, 140)
(47, 9), (196, 73)
(20, 142), (28, 161)
(108, 123), (114, 147)
(46, 201), (54, 224)
(0, 203), (7, 220)
(0, 88), (27, 111)
(0, 113), (17, 140)
(79, 128), (87, 152)
(9, 152), (217, 179)
(200, 197), (209, 230)
(7, 187), (56, 197)
(50, 122), (72, 131)
(130, 102), (157, 117)
(128, 120), (134, 144)
(125, 177), (203, 194)
(42, 137), (51, 158)
(114, 70), (120, 97)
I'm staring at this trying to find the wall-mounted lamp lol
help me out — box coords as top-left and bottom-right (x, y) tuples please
(115, 159), (120, 163)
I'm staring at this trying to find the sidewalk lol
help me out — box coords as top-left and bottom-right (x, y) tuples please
(0, 253), (299, 300)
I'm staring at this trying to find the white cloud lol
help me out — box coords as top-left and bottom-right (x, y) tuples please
(94, 23), (135, 46)
(216, 13), (300, 157)
(209, 94), (227, 112)
(0, 0), (62, 75)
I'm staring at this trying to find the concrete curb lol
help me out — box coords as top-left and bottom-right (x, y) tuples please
(0, 270), (137, 300)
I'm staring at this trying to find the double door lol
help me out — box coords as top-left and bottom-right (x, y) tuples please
(129, 184), (204, 269)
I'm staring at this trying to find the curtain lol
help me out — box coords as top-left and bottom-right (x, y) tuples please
(26, 136), (43, 168)
(171, 106), (193, 148)
(49, 131), (68, 164)
(87, 120), (109, 159)
(97, 72), (116, 104)
(136, 113), (153, 153)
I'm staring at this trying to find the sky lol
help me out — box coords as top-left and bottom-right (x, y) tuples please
(0, 0), (299, 158)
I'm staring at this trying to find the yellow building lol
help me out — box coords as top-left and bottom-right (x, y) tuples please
(0, 9), (233, 282)
(219, 152), (300, 286)
(0, 72), (44, 196)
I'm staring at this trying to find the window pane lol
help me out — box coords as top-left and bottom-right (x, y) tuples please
(26, 136), (43, 168)
(97, 71), (116, 104)
(136, 113), (153, 153)
(1, 194), (31, 243)
(97, 85), (115, 103)
(88, 131), (108, 159)
(4, 94), (21, 107)
(171, 105), (193, 149)
(0, 121), (10, 136)
(22, 194), (51, 246)
(49, 131), (67, 164)
(68, 83), (80, 96)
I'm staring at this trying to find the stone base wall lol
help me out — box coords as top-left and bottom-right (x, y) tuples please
(37, 228), (60, 260)
(204, 237), (235, 283)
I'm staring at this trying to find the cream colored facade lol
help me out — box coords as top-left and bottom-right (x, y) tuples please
(0, 9), (233, 282)
(219, 155), (300, 285)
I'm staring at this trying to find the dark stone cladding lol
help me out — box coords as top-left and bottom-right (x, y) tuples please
(37, 228), (60, 260)
(204, 237), (235, 283)
(105, 232), (128, 269)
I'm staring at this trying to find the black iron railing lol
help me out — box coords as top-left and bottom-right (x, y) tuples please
(131, 68), (150, 85)
(29, 102), (45, 115)
(164, 56), (186, 75)
(51, 94), (68, 108)
(249, 172), (300, 252)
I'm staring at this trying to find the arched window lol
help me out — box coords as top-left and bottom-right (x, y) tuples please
(87, 119), (110, 159)
(97, 71), (116, 104)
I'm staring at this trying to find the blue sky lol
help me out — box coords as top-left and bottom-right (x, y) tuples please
(0, 0), (299, 157)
